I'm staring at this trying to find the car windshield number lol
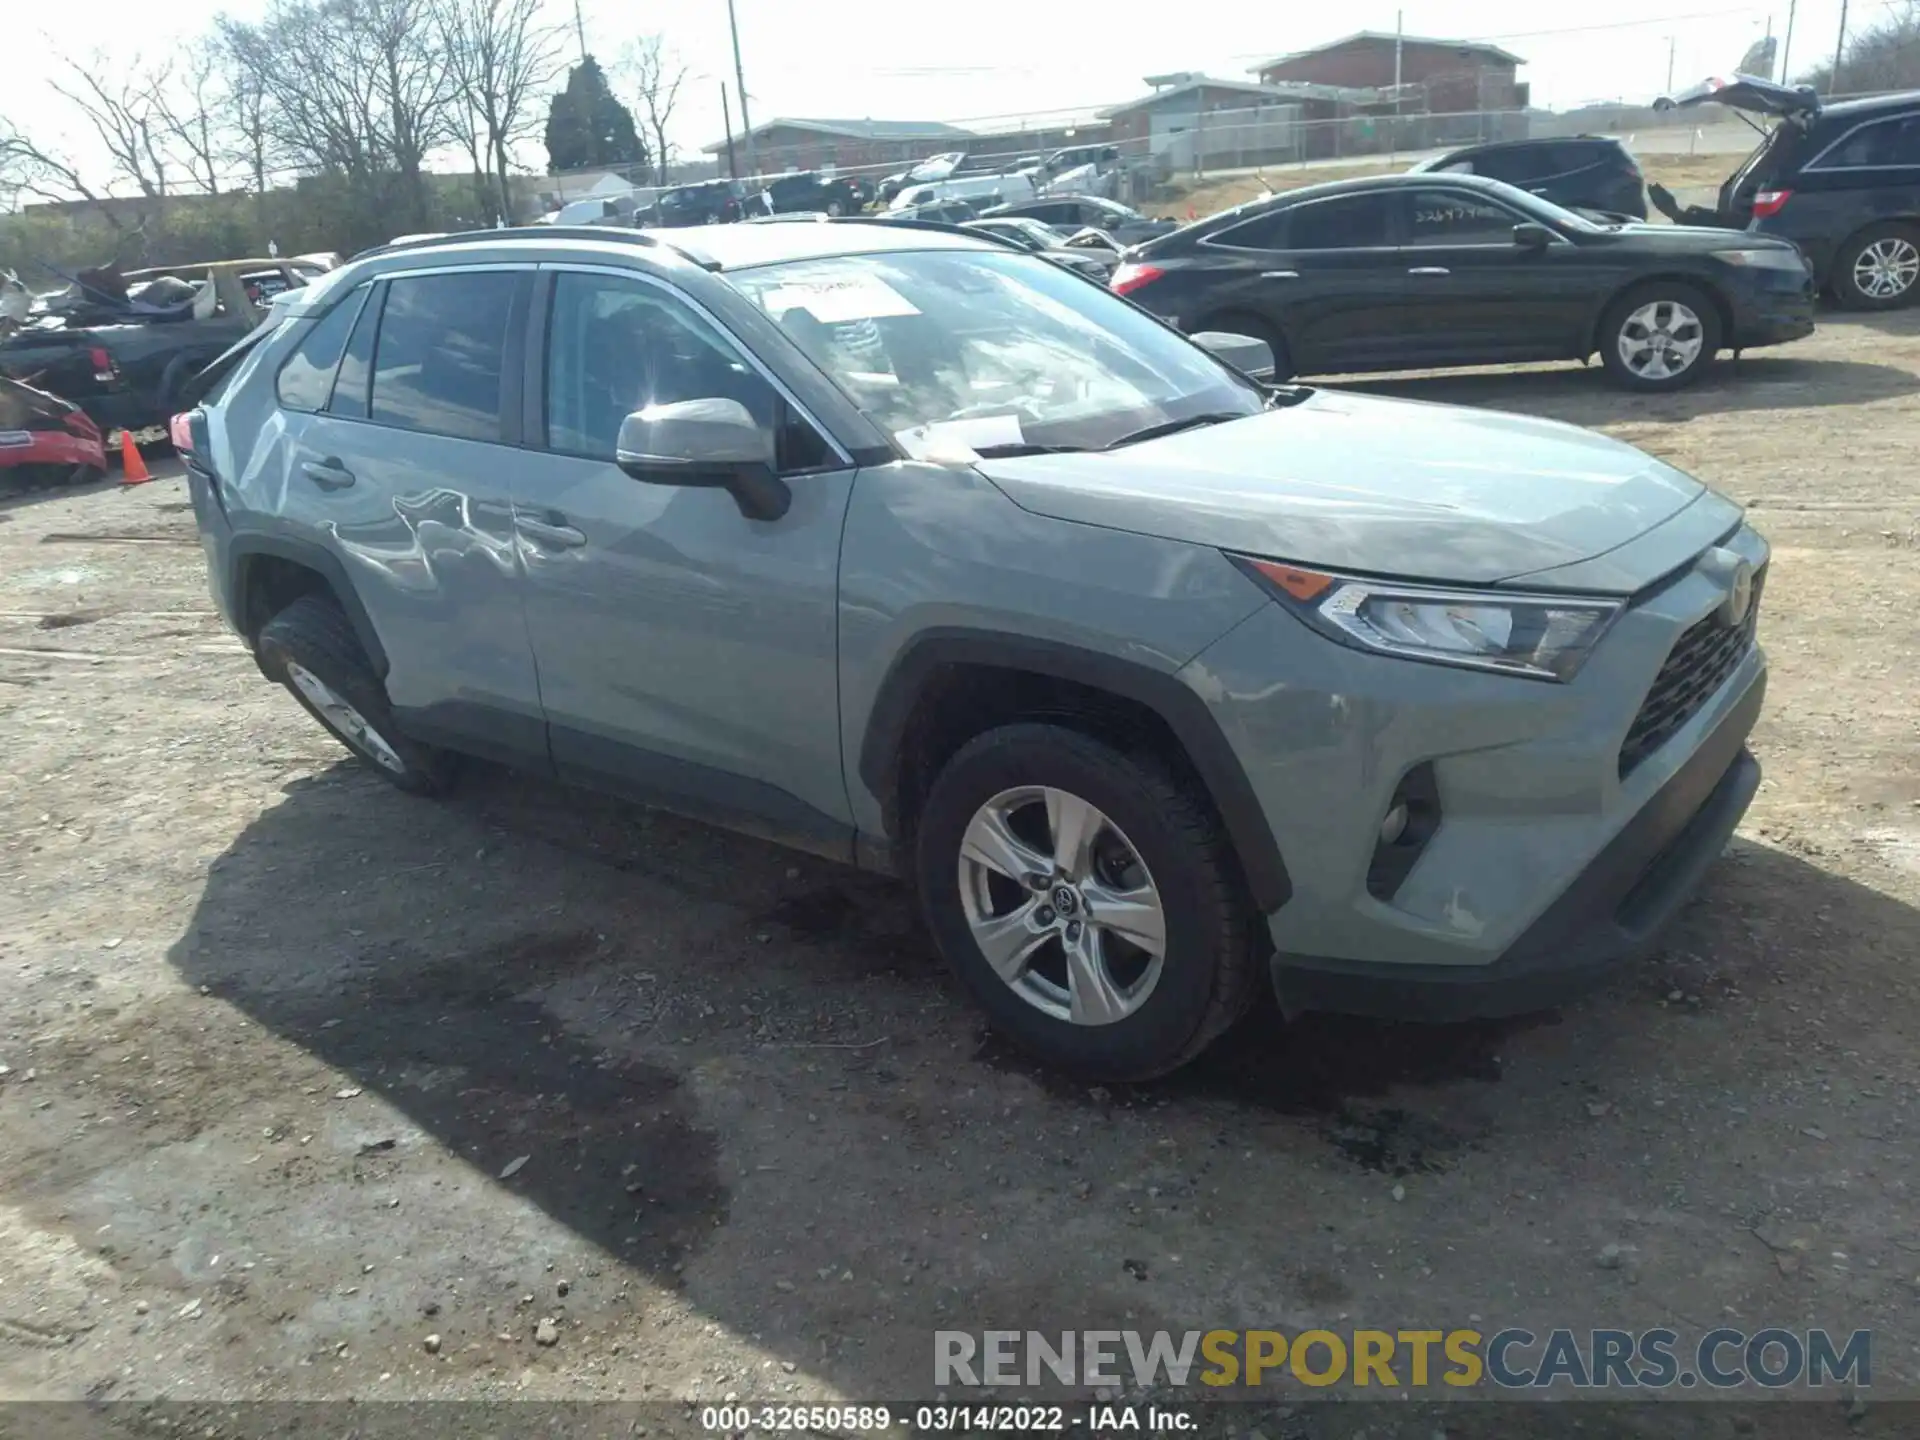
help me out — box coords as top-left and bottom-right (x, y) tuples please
(759, 275), (921, 324)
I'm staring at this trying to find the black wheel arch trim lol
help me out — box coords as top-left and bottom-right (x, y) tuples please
(228, 532), (390, 678)
(857, 628), (1292, 913)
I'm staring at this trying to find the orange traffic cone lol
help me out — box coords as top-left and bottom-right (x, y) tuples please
(119, 429), (151, 486)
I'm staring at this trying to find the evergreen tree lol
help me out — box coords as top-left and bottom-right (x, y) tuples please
(543, 56), (647, 172)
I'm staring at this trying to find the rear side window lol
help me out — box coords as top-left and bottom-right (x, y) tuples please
(369, 271), (517, 442)
(1285, 193), (1394, 249)
(1812, 112), (1920, 169)
(1406, 189), (1522, 245)
(274, 285), (368, 412)
(1467, 148), (1535, 183)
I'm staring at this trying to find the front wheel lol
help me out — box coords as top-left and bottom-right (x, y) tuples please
(255, 593), (455, 795)
(1833, 223), (1920, 310)
(1598, 282), (1721, 391)
(914, 724), (1258, 1080)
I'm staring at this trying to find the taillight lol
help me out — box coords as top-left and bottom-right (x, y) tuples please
(1110, 262), (1164, 296)
(1752, 189), (1794, 218)
(89, 346), (118, 383)
(169, 411), (194, 453)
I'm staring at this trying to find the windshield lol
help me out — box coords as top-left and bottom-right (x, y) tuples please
(730, 249), (1262, 453)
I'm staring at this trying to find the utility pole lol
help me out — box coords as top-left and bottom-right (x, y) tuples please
(1392, 10), (1403, 163)
(1666, 35), (1676, 95)
(1832, 0), (1848, 95)
(1781, 0), (1797, 82)
(721, 82), (738, 180)
(725, 0), (757, 179)
(571, 0), (587, 64)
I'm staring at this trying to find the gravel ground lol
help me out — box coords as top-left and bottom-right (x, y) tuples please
(1, 314), (1918, 1438)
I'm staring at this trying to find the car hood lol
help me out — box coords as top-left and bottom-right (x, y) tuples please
(1656, 73), (1819, 118)
(977, 390), (1722, 591)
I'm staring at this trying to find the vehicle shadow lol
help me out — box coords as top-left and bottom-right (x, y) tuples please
(0, 470), (120, 513)
(156, 755), (1918, 1404)
(1819, 306), (1920, 340)
(1328, 352), (1920, 425)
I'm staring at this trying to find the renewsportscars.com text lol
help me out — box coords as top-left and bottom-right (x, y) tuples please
(934, 1327), (1871, 1390)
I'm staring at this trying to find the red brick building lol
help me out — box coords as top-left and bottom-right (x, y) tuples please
(1249, 32), (1528, 114)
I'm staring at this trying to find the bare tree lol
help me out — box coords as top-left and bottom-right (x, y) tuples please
(0, 114), (135, 235)
(48, 55), (172, 198)
(1800, 0), (1920, 92)
(439, 0), (565, 221)
(624, 35), (688, 185)
(149, 47), (229, 195)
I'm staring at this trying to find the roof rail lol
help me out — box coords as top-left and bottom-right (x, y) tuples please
(351, 225), (717, 270)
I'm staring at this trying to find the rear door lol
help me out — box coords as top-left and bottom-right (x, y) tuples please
(1387, 184), (1597, 362)
(1192, 190), (1407, 372)
(276, 266), (547, 764)
(1780, 108), (1920, 276)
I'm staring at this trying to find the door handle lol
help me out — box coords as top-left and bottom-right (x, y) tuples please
(1407, 267), (1452, 276)
(519, 516), (587, 550)
(1260, 270), (1300, 279)
(301, 457), (355, 490)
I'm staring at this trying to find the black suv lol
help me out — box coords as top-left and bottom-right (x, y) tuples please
(1655, 77), (1920, 310)
(760, 171), (870, 217)
(1410, 137), (1648, 220)
(650, 181), (744, 227)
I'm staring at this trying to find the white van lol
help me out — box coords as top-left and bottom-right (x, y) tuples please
(888, 170), (1036, 212)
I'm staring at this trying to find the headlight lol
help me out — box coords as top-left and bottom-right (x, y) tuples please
(1712, 247), (1807, 271)
(1232, 556), (1622, 682)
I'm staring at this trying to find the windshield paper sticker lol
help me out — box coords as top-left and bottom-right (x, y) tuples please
(894, 415), (1024, 463)
(761, 275), (921, 324)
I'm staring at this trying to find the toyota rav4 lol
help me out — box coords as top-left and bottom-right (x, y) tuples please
(180, 220), (1768, 1080)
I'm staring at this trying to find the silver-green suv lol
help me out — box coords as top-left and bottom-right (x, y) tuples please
(181, 220), (1767, 1079)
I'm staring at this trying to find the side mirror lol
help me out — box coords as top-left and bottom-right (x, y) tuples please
(615, 398), (790, 521)
(1513, 222), (1556, 249)
(1191, 330), (1276, 382)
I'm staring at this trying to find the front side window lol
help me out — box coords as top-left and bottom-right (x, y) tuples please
(1813, 113), (1920, 169)
(275, 284), (369, 411)
(729, 249), (1262, 453)
(544, 270), (830, 471)
(368, 271), (517, 443)
(1405, 188), (1525, 245)
(1285, 193), (1395, 249)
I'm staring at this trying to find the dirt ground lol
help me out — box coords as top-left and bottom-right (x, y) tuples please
(1163, 151), (1747, 220)
(2, 313), (1919, 1438)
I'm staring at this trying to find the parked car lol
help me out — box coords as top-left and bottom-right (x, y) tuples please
(1112, 172), (1815, 391)
(650, 180), (745, 227)
(964, 216), (1116, 279)
(0, 259), (307, 434)
(885, 199), (984, 225)
(761, 171), (869, 216)
(0, 374), (107, 490)
(178, 219), (1770, 1079)
(1041, 143), (1121, 181)
(1653, 76), (1920, 309)
(1410, 136), (1649, 220)
(889, 170), (1036, 212)
(982, 195), (1177, 246)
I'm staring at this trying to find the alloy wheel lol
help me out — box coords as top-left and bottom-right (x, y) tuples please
(286, 661), (407, 775)
(1616, 299), (1705, 381)
(1853, 237), (1920, 301)
(956, 785), (1167, 1026)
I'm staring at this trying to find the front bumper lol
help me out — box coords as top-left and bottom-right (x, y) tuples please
(1183, 523), (1769, 1021)
(1727, 265), (1817, 349)
(1272, 681), (1761, 1021)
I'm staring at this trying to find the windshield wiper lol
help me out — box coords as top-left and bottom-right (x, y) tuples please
(1100, 411), (1248, 451)
(971, 441), (1088, 457)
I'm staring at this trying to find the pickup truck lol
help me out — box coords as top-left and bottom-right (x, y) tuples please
(0, 258), (309, 437)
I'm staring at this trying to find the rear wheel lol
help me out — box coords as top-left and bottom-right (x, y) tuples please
(255, 593), (455, 795)
(1195, 311), (1294, 381)
(1598, 282), (1720, 392)
(914, 724), (1258, 1080)
(1832, 222), (1920, 311)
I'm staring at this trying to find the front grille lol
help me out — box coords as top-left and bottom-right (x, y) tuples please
(1618, 567), (1765, 779)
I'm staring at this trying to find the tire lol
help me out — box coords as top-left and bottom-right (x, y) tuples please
(1831, 222), (1920, 311)
(914, 723), (1258, 1081)
(254, 593), (454, 796)
(1597, 281), (1721, 392)
(826, 199), (845, 217)
(1195, 310), (1294, 382)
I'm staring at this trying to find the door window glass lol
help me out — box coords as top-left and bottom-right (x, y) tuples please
(1813, 113), (1920, 168)
(544, 271), (830, 472)
(1405, 189), (1525, 245)
(369, 271), (517, 442)
(1284, 193), (1394, 249)
(274, 284), (368, 412)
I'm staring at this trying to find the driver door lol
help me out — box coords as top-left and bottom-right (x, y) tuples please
(508, 265), (861, 854)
